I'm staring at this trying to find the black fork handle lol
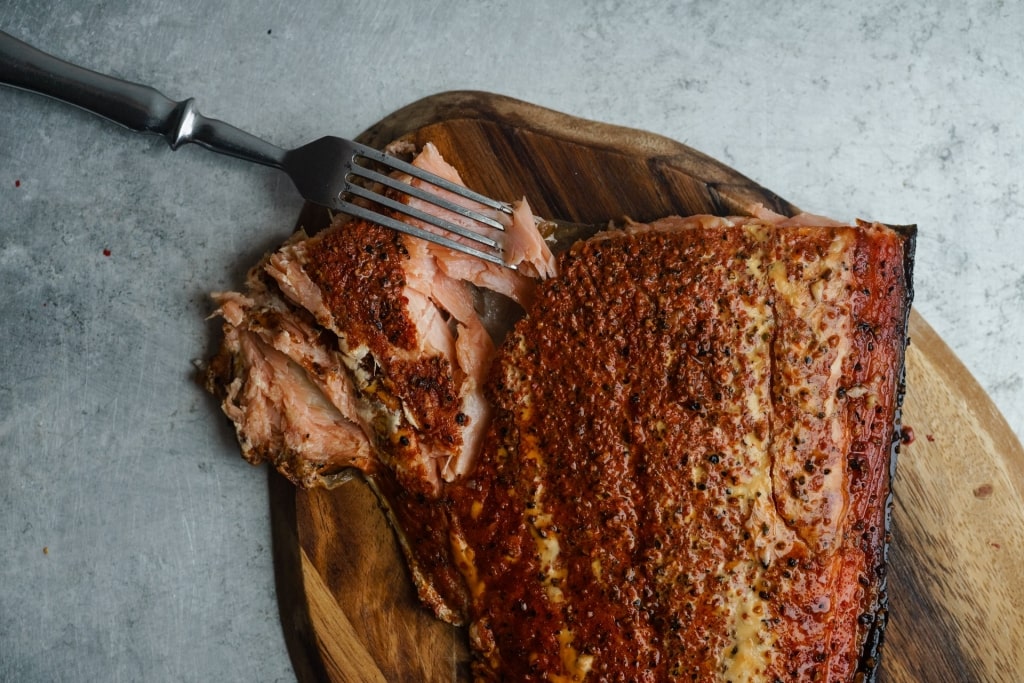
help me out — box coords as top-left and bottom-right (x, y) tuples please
(0, 30), (285, 168)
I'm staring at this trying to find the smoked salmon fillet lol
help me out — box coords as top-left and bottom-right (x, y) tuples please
(205, 145), (914, 681)
(447, 216), (913, 681)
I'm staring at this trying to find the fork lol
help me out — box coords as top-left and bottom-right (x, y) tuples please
(0, 30), (516, 267)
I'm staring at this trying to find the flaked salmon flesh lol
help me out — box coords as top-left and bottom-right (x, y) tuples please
(206, 143), (556, 496)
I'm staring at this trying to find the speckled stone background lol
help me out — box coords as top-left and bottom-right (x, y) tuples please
(2, 1), (1022, 681)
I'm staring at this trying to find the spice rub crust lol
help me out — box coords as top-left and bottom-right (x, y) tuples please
(451, 216), (911, 682)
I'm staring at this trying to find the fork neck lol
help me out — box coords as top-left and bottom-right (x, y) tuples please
(171, 98), (286, 169)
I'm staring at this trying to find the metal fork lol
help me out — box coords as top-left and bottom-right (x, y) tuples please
(0, 31), (515, 267)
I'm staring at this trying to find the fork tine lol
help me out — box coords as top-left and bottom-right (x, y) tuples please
(348, 164), (508, 233)
(351, 142), (514, 216)
(344, 183), (502, 249)
(336, 199), (513, 269)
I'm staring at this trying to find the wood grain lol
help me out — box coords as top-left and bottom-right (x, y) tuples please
(270, 92), (1024, 682)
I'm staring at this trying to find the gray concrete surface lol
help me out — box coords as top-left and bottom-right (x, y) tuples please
(2, 1), (1022, 681)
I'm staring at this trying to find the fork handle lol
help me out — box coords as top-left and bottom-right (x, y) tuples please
(0, 30), (286, 168)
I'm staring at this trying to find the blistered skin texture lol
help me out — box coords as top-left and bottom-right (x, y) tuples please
(450, 219), (911, 682)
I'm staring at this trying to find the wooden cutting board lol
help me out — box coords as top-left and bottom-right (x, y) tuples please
(267, 91), (1024, 682)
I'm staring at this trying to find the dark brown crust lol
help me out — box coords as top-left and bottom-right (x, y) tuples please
(304, 217), (465, 487)
(306, 221), (419, 348)
(858, 223), (915, 682)
(370, 469), (472, 622)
